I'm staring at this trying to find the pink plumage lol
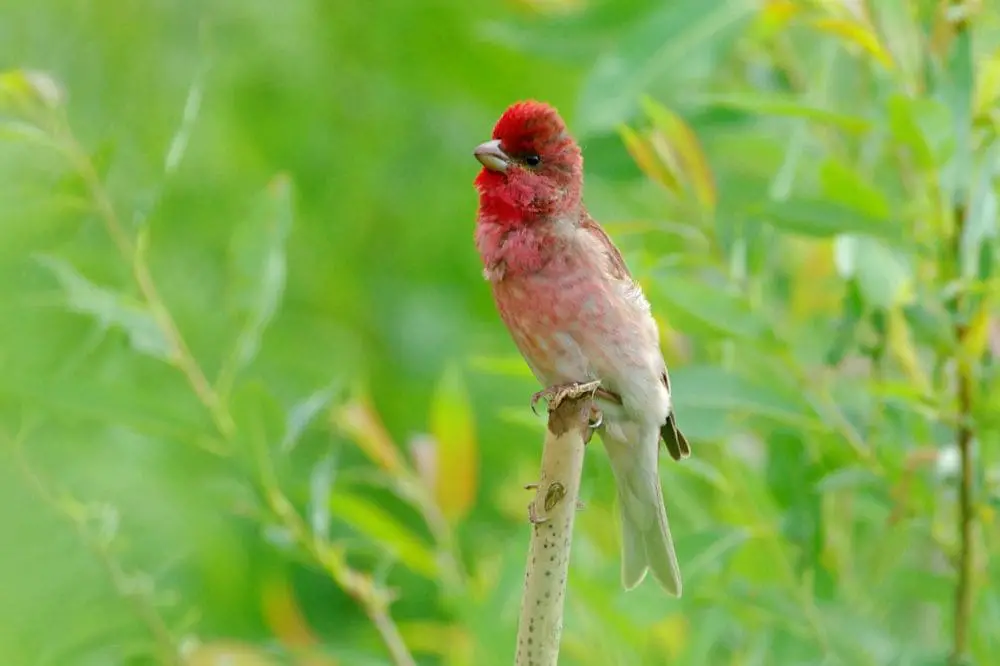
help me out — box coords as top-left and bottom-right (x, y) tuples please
(472, 100), (690, 595)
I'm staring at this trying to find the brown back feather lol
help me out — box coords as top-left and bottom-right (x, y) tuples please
(581, 213), (691, 461)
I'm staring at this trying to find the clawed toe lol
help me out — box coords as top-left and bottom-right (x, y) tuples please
(530, 380), (603, 414)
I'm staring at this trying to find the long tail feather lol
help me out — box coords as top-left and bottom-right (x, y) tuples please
(603, 428), (682, 596)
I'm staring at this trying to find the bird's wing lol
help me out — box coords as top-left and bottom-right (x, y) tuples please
(580, 214), (633, 282)
(580, 214), (690, 461)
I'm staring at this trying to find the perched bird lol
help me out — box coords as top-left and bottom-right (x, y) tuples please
(472, 100), (690, 595)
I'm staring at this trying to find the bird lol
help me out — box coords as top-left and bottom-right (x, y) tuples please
(472, 100), (690, 595)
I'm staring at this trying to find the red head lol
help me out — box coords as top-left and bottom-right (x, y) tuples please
(474, 101), (583, 228)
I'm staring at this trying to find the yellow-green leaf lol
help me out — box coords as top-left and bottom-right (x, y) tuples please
(810, 17), (895, 70)
(962, 297), (994, 362)
(617, 124), (681, 194)
(428, 363), (479, 524)
(887, 307), (931, 397)
(974, 50), (1000, 119)
(333, 392), (404, 475)
(641, 97), (717, 211)
(330, 490), (439, 579)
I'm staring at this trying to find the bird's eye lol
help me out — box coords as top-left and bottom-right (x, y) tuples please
(524, 154), (541, 167)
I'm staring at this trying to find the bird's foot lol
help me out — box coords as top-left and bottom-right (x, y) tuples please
(530, 380), (603, 415)
(588, 406), (603, 429)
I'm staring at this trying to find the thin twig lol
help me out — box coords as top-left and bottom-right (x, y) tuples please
(948, 7), (976, 661)
(250, 408), (417, 666)
(49, 117), (414, 665)
(951, 201), (976, 665)
(59, 132), (235, 439)
(6, 423), (179, 665)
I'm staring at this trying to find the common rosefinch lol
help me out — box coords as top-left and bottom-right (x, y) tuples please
(473, 100), (690, 595)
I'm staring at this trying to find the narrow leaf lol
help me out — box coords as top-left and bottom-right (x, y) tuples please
(575, 0), (755, 134)
(428, 363), (479, 524)
(698, 92), (872, 133)
(835, 235), (913, 308)
(755, 199), (899, 240)
(671, 365), (817, 428)
(809, 17), (895, 69)
(818, 159), (890, 219)
(333, 393), (405, 475)
(651, 274), (770, 340)
(641, 97), (717, 211)
(330, 490), (439, 579)
(36, 255), (172, 360)
(617, 124), (681, 193)
(280, 382), (340, 453)
(226, 174), (293, 375)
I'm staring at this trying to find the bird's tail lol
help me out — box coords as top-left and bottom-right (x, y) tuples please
(603, 428), (682, 596)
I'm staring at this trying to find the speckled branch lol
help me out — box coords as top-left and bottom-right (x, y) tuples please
(515, 387), (594, 666)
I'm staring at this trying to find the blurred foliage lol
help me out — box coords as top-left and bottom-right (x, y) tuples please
(1, 0), (1000, 664)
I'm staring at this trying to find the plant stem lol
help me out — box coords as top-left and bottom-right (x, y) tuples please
(61, 132), (235, 440)
(56, 121), (414, 666)
(8, 424), (179, 665)
(515, 384), (594, 666)
(951, 205), (976, 666)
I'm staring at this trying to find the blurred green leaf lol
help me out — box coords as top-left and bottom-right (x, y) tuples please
(756, 199), (899, 240)
(651, 273), (771, 340)
(671, 365), (816, 428)
(818, 158), (890, 219)
(941, 16), (975, 204)
(224, 174), (293, 381)
(576, 0), (756, 134)
(640, 96), (717, 210)
(330, 490), (438, 580)
(699, 91), (873, 133)
(834, 236), (913, 308)
(428, 362), (478, 525)
(36, 255), (172, 360)
(814, 466), (881, 493)
(0, 119), (52, 146)
(280, 382), (340, 453)
(886, 94), (939, 170)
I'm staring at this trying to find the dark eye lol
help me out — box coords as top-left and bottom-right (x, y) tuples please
(524, 154), (541, 167)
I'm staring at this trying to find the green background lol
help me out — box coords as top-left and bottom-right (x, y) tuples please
(1, 0), (999, 664)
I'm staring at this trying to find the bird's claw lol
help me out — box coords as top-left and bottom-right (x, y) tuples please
(530, 380), (603, 414)
(588, 407), (603, 429)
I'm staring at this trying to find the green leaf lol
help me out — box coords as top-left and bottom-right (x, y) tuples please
(309, 454), (336, 540)
(814, 466), (881, 493)
(575, 0), (756, 135)
(818, 159), (890, 219)
(225, 174), (294, 377)
(755, 199), (900, 240)
(671, 365), (817, 429)
(940, 20), (975, 206)
(960, 140), (1000, 280)
(886, 94), (938, 170)
(698, 92), (872, 133)
(280, 382), (340, 453)
(834, 236), (913, 308)
(330, 490), (439, 580)
(651, 272), (771, 340)
(640, 97), (717, 210)
(428, 362), (478, 524)
(0, 69), (63, 115)
(0, 119), (54, 147)
(36, 255), (172, 360)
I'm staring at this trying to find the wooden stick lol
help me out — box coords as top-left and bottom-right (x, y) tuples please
(515, 382), (597, 666)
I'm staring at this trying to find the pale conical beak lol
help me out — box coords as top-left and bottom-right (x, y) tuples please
(474, 139), (510, 173)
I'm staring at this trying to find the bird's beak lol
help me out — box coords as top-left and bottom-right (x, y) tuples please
(474, 139), (510, 173)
